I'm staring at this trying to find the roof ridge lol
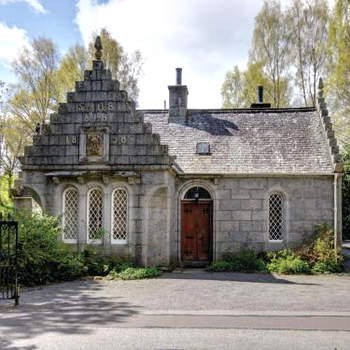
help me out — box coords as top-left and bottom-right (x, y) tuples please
(139, 107), (317, 114)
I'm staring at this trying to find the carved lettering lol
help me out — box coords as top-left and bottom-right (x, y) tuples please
(83, 113), (110, 123)
(111, 136), (118, 144)
(120, 136), (127, 144)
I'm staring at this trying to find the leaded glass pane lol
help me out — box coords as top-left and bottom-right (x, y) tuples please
(63, 189), (78, 241)
(88, 188), (103, 241)
(269, 193), (285, 241)
(112, 189), (128, 242)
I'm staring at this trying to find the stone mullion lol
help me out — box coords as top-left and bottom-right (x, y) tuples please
(103, 189), (111, 251)
(78, 186), (87, 250)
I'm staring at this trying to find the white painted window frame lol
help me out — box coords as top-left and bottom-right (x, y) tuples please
(87, 187), (104, 244)
(62, 187), (79, 244)
(111, 187), (129, 245)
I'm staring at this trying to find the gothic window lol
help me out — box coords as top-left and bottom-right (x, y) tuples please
(62, 188), (79, 242)
(88, 188), (104, 242)
(112, 188), (128, 243)
(268, 193), (285, 241)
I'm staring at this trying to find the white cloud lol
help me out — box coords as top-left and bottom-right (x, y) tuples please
(75, 0), (264, 109)
(75, 0), (334, 109)
(0, 0), (47, 14)
(0, 22), (29, 68)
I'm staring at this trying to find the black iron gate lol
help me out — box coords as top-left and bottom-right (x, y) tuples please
(0, 214), (19, 306)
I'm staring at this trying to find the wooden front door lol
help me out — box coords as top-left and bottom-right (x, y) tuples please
(181, 201), (212, 262)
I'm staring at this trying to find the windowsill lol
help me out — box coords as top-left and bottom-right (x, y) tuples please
(87, 240), (102, 245)
(63, 239), (78, 244)
(111, 240), (127, 245)
(268, 240), (283, 243)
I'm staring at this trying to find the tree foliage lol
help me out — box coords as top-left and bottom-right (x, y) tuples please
(1, 30), (143, 184)
(56, 44), (88, 102)
(56, 28), (143, 103)
(221, 63), (273, 108)
(289, 0), (329, 106)
(327, 0), (350, 144)
(222, 0), (330, 109)
(11, 37), (60, 128)
(87, 28), (143, 102)
(342, 144), (350, 240)
(250, 0), (292, 107)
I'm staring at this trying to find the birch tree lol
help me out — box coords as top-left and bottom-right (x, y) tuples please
(249, 0), (292, 107)
(289, 0), (329, 106)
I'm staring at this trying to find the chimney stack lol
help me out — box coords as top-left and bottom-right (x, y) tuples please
(251, 85), (271, 108)
(168, 67), (188, 123)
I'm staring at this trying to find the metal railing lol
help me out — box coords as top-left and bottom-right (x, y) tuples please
(0, 214), (19, 306)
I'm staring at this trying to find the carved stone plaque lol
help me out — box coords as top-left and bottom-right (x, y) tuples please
(86, 132), (103, 156)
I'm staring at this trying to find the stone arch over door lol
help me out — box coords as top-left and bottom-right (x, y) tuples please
(145, 186), (170, 266)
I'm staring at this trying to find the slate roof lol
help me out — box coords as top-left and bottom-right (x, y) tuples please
(142, 108), (335, 175)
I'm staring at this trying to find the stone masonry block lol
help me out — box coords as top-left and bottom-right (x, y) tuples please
(216, 189), (232, 200)
(219, 200), (241, 211)
(232, 210), (251, 220)
(240, 178), (267, 189)
(239, 221), (264, 232)
(241, 199), (263, 210)
(305, 199), (317, 210)
(216, 211), (232, 221)
(250, 189), (266, 199)
(251, 211), (265, 221)
(232, 189), (250, 199)
(219, 221), (239, 232)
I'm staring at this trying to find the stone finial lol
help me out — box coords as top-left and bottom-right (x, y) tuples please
(318, 77), (324, 99)
(94, 35), (103, 60)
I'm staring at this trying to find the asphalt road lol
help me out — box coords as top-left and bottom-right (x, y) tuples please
(1, 271), (350, 349)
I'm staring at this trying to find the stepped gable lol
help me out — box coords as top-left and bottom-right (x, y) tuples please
(20, 54), (174, 171)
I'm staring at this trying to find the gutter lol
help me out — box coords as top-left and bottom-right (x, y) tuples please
(334, 172), (343, 261)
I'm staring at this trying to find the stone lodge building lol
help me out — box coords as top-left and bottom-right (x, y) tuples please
(17, 39), (343, 266)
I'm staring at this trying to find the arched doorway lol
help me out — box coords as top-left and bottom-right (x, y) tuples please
(181, 186), (213, 264)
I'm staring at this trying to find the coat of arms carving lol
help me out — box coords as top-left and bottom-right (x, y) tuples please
(86, 133), (103, 156)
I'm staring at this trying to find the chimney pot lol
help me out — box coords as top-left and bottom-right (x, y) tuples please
(250, 85), (271, 108)
(176, 68), (182, 85)
(258, 85), (263, 103)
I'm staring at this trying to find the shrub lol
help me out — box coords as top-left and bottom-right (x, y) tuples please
(222, 250), (267, 272)
(267, 255), (311, 274)
(14, 211), (72, 285)
(107, 266), (161, 280)
(207, 251), (267, 272)
(6, 210), (133, 285)
(82, 249), (129, 276)
(296, 224), (342, 263)
(207, 261), (232, 272)
(311, 261), (342, 274)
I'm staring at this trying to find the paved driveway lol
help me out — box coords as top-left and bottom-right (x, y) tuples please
(1, 271), (350, 349)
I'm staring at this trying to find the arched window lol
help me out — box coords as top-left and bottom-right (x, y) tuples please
(112, 188), (128, 243)
(63, 188), (79, 242)
(268, 193), (285, 241)
(184, 186), (211, 200)
(88, 188), (104, 242)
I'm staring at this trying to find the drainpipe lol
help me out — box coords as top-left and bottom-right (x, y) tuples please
(334, 173), (342, 261)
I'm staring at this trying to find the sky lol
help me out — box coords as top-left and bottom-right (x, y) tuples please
(0, 0), (334, 109)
